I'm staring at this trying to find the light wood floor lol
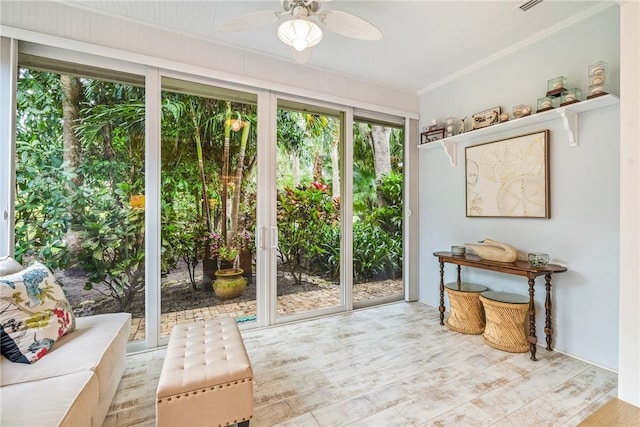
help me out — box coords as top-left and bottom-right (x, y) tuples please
(104, 302), (618, 426)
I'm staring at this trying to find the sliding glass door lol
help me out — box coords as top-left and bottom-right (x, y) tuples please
(275, 102), (345, 318)
(159, 77), (258, 337)
(7, 46), (409, 348)
(352, 119), (404, 307)
(15, 57), (147, 341)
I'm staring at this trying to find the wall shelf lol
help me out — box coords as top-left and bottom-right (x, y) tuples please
(418, 94), (619, 166)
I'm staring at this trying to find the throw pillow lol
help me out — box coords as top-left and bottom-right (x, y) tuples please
(0, 256), (23, 276)
(0, 262), (75, 364)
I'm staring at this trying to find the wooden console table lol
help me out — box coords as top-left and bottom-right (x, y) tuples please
(433, 251), (567, 361)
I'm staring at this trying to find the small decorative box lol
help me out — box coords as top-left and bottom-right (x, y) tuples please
(588, 84), (608, 98)
(537, 96), (556, 112)
(546, 76), (567, 97)
(588, 61), (607, 79)
(560, 88), (582, 106)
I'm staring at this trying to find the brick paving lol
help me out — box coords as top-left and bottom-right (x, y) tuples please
(128, 279), (403, 341)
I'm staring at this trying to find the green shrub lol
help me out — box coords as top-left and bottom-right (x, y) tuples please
(277, 182), (339, 285)
(78, 183), (145, 312)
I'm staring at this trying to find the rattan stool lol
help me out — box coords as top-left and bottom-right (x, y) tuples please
(444, 282), (488, 334)
(480, 291), (529, 353)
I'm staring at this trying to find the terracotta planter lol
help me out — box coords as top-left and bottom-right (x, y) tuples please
(213, 268), (247, 300)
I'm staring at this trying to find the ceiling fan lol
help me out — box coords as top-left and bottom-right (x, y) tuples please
(218, 0), (383, 63)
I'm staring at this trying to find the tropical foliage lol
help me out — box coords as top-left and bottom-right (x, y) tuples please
(14, 66), (403, 313)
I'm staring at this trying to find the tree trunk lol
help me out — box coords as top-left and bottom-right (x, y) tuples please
(371, 125), (392, 181)
(313, 151), (323, 182)
(60, 75), (83, 258)
(292, 152), (301, 187)
(61, 75), (82, 188)
(188, 101), (211, 233)
(221, 105), (232, 243)
(331, 131), (340, 200)
(359, 123), (392, 207)
(231, 120), (250, 236)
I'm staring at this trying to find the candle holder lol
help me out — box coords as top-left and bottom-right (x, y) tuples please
(528, 252), (549, 268)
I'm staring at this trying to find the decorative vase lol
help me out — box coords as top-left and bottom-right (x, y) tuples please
(213, 268), (247, 300)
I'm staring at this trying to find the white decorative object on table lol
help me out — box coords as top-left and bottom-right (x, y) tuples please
(465, 238), (518, 263)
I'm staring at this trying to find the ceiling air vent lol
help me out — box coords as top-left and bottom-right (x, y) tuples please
(520, 0), (544, 12)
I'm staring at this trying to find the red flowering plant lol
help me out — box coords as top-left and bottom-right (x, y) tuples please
(276, 181), (339, 285)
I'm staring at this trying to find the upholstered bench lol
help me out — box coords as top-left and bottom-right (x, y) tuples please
(156, 318), (253, 427)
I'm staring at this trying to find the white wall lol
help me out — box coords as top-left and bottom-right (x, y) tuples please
(618, 0), (640, 406)
(418, 6), (621, 370)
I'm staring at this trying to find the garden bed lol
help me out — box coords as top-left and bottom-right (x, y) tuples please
(58, 260), (341, 318)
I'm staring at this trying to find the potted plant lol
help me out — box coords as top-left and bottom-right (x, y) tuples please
(213, 246), (246, 300)
(200, 231), (249, 299)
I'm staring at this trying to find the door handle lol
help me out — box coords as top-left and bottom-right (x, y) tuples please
(270, 226), (278, 249)
(258, 226), (266, 249)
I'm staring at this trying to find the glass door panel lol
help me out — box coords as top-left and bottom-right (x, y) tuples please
(15, 61), (146, 342)
(275, 106), (344, 318)
(352, 121), (404, 306)
(159, 77), (258, 338)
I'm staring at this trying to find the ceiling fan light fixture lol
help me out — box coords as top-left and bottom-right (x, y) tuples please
(277, 19), (323, 52)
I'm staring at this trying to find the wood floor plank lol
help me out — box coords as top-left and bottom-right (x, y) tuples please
(105, 302), (618, 427)
(563, 389), (618, 427)
(576, 397), (640, 426)
(495, 366), (618, 426)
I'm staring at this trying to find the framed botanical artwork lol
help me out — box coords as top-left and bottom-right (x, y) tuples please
(471, 106), (501, 130)
(420, 128), (445, 144)
(465, 130), (550, 218)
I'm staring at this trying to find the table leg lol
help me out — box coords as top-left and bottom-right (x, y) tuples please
(528, 277), (538, 361)
(439, 261), (445, 325)
(456, 265), (461, 284)
(545, 274), (553, 351)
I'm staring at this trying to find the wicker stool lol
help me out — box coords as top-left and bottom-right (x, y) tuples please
(480, 291), (529, 353)
(444, 282), (488, 334)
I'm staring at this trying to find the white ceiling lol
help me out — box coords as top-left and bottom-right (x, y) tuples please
(61, 0), (610, 93)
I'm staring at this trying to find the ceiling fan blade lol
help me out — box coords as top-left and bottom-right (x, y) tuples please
(218, 10), (281, 32)
(317, 10), (382, 40)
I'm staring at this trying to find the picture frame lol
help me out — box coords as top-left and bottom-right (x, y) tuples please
(471, 106), (501, 130)
(420, 128), (446, 144)
(465, 130), (550, 218)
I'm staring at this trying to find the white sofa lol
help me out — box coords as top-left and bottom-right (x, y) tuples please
(0, 312), (131, 426)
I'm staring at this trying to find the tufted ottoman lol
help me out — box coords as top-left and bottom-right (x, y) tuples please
(156, 318), (253, 427)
